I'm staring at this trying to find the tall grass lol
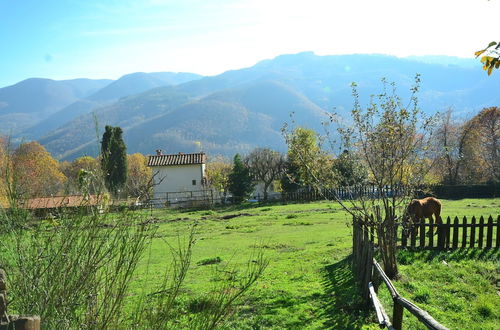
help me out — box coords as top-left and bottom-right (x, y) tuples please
(0, 148), (267, 329)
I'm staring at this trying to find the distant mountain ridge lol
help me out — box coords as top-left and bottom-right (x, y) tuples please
(0, 78), (112, 134)
(14, 71), (202, 140)
(9, 52), (500, 160)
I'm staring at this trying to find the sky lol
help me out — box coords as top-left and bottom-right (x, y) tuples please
(0, 0), (498, 87)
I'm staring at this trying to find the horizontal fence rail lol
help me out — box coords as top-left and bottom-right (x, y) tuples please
(371, 259), (449, 330)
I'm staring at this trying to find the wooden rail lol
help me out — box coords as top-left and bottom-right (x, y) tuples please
(371, 259), (449, 330)
(352, 216), (452, 329)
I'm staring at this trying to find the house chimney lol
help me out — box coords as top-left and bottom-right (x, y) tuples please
(156, 149), (163, 156)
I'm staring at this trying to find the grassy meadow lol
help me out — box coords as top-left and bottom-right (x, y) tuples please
(128, 198), (499, 329)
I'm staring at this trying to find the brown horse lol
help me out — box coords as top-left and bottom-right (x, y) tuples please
(407, 197), (442, 223)
(405, 197), (442, 235)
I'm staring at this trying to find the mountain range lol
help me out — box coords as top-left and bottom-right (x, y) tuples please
(2, 52), (499, 160)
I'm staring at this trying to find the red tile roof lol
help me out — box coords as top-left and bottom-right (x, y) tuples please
(20, 195), (102, 209)
(148, 152), (206, 167)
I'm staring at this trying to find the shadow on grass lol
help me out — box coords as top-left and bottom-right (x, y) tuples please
(174, 199), (326, 214)
(319, 256), (373, 329)
(398, 248), (500, 265)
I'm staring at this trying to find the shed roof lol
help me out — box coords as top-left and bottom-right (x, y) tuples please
(20, 195), (102, 209)
(148, 152), (206, 167)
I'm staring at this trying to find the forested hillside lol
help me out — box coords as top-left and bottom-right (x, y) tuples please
(9, 53), (500, 160)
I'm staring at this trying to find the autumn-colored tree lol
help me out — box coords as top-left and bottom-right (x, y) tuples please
(125, 153), (152, 200)
(206, 156), (232, 200)
(461, 107), (499, 183)
(12, 142), (66, 198)
(61, 156), (100, 194)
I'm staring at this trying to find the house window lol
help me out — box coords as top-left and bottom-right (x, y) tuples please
(192, 180), (196, 185)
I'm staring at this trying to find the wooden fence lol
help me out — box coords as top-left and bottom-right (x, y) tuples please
(369, 259), (448, 330)
(352, 220), (449, 330)
(0, 269), (40, 330)
(281, 186), (405, 202)
(150, 189), (225, 208)
(401, 215), (499, 250)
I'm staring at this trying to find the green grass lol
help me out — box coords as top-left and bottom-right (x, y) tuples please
(1, 198), (497, 328)
(377, 249), (500, 330)
(129, 198), (498, 329)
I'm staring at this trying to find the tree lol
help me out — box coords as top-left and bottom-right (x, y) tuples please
(228, 154), (254, 203)
(245, 148), (284, 201)
(283, 127), (336, 191)
(280, 159), (302, 193)
(125, 153), (152, 200)
(461, 107), (499, 183)
(206, 156), (232, 201)
(475, 41), (500, 75)
(332, 150), (368, 186)
(284, 76), (434, 278)
(332, 77), (434, 278)
(432, 109), (468, 185)
(61, 156), (100, 194)
(11, 142), (67, 198)
(101, 126), (127, 196)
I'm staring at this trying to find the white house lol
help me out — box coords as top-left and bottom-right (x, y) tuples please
(148, 150), (207, 206)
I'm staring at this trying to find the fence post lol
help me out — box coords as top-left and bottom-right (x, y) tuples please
(429, 218), (434, 248)
(497, 215), (500, 248)
(486, 216), (493, 249)
(452, 217), (459, 249)
(419, 221), (425, 248)
(462, 217), (468, 248)
(0, 269), (6, 322)
(478, 216), (485, 248)
(410, 222), (416, 248)
(470, 216), (476, 248)
(392, 301), (404, 330)
(445, 217), (451, 250)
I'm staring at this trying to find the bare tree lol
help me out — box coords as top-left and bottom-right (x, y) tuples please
(283, 75), (436, 278)
(432, 109), (477, 185)
(245, 148), (285, 201)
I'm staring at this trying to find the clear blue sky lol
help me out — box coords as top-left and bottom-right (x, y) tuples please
(1, 0), (498, 88)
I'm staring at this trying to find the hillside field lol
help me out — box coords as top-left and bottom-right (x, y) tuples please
(130, 198), (499, 329)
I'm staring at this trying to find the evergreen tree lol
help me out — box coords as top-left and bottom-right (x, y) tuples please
(280, 160), (302, 193)
(333, 150), (368, 186)
(101, 126), (127, 196)
(228, 154), (254, 203)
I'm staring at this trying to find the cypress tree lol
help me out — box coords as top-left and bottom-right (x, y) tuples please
(228, 154), (254, 203)
(100, 126), (127, 196)
(101, 125), (113, 173)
